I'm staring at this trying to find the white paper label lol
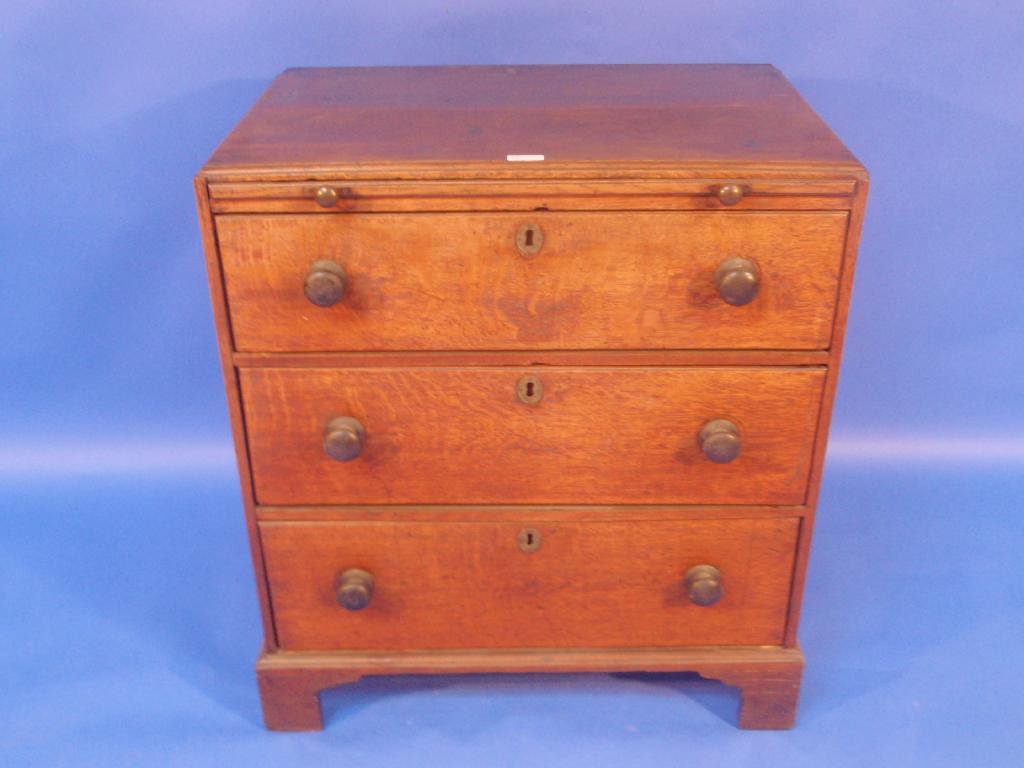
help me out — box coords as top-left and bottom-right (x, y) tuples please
(506, 154), (545, 162)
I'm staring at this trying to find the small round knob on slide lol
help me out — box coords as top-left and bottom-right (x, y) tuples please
(304, 260), (348, 307)
(714, 257), (761, 306)
(685, 565), (723, 606)
(336, 569), (375, 611)
(315, 185), (339, 208)
(323, 416), (365, 462)
(716, 184), (744, 206)
(699, 419), (741, 464)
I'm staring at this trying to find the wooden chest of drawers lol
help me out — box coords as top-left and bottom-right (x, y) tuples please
(194, 64), (867, 731)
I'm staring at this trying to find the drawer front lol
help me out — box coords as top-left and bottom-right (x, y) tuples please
(218, 211), (847, 352)
(261, 517), (799, 651)
(241, 366), (825, 506)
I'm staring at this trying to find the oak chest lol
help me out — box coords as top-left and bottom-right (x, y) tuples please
(194, 64), (867, 730)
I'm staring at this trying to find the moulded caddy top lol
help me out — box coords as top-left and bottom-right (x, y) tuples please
(201, 64), (863, 178)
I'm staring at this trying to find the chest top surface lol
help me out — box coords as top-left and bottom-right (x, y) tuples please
(202, 64), (862, 177)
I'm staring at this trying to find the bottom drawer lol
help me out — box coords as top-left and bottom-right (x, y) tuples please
(261, 517), (799, 651)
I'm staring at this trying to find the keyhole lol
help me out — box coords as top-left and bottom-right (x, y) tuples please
(515, 223), (544, 256)
(516, 375), (544, 404)
(518, 527), (542, 553)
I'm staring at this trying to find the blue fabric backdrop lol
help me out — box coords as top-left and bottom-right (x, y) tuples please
(2, 3), (1022, 765)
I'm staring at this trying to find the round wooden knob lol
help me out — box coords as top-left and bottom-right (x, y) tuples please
(336, 568), (374, 611)
(315, 185), (339, 208)
(714, 257), (760, 306)
(699, 419), (741, 464)
(324, 416), (365, 462)
(717, 184), (744, 206)
(685, 564), (723, 606)
(304, 260), (347, 307)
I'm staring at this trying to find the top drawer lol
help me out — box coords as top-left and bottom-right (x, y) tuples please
(217, 211), (847, 353)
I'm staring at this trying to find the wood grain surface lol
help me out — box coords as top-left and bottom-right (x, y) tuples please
(207, 177), (856, 214)
(217, 211), (847, 352)
(232, 349), (831, 369)
(193, 177), (280, 648)
(194, 64), (868, 731)
(256, 645), (804, 730)
(260, 516), (799, 651)
(201, 65), (859, 174)
(782, 175), (870, 644)
(253, 503), (809, 523)
(239, 366), (825, 506)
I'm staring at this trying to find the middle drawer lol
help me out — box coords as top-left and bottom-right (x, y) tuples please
(241, 366), (825, 506)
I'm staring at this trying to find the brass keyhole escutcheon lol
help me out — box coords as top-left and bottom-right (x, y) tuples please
(515, 223), (544, 256)
(517, 527), (542, 553)
(516, 375), (544, 404)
